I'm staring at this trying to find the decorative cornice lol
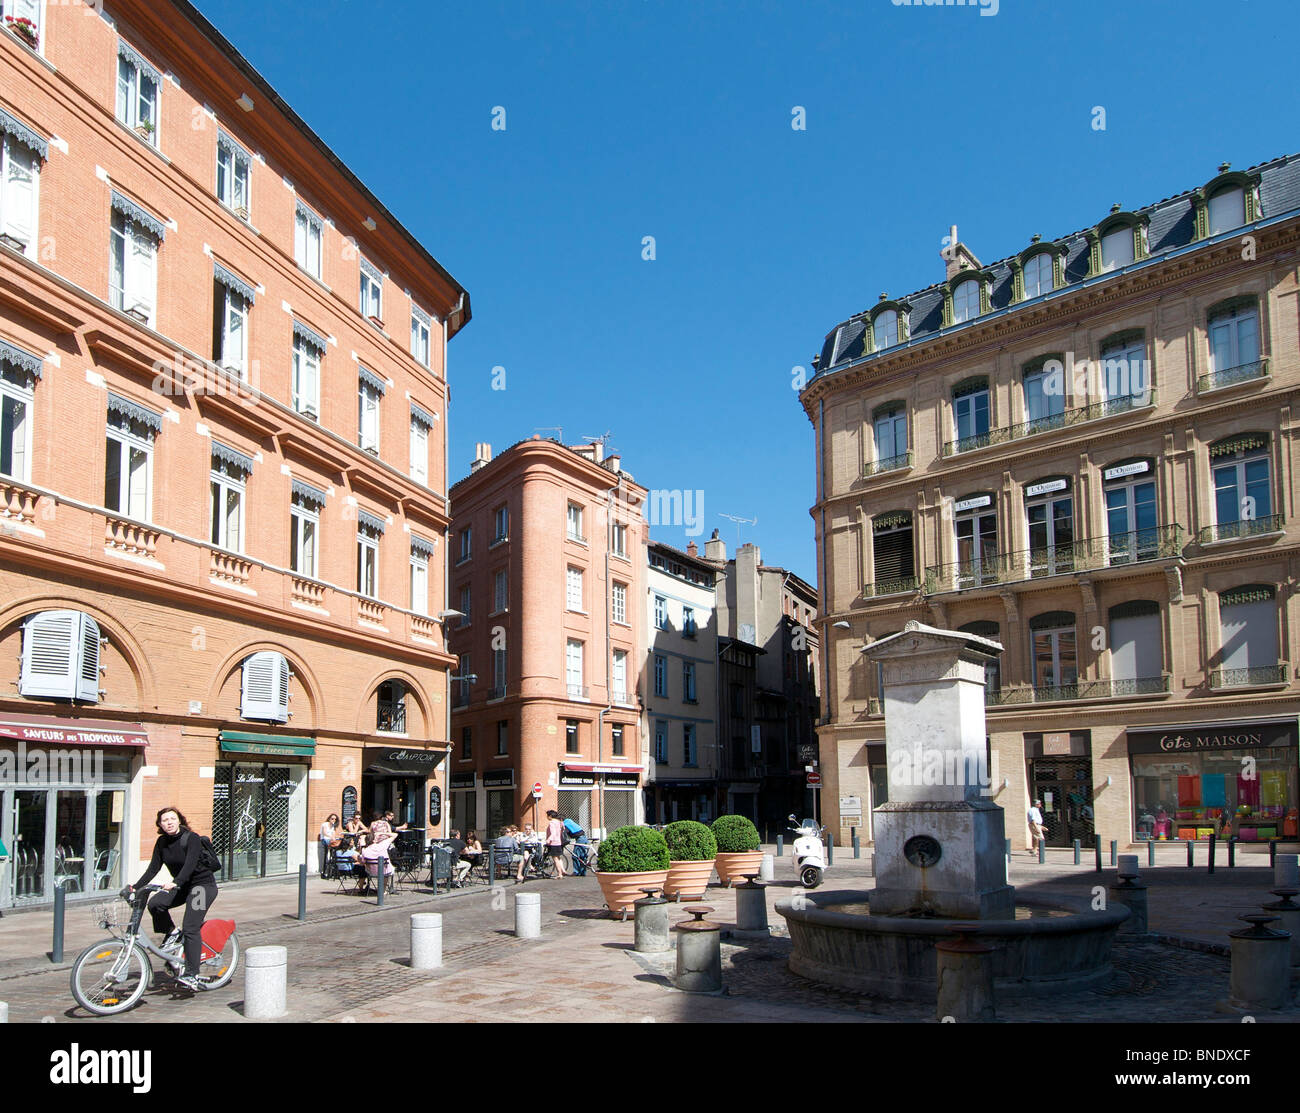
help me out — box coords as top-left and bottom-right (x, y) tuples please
(358, 364), (386, 395)
(110, 191), (166, 242)
(213, 261), (255, 304)
(0, 105), (48, 161)
(290, 478), (326, 508)
(0, 338), (42, 381)
(292, 320), (327, 353)
(211, 441), (254, 475)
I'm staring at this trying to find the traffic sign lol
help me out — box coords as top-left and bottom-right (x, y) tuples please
(532, 781), (543, 799)
(807, 772), (822, 788)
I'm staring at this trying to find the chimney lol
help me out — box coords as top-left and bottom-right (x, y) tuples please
(704, 528), (726, 563)
(735, 543), (761, 645)
(605, 454), (621, 474)
(471, 442), (492, 472)
(943, 222), (983, 280)
(686, 541), (698, 557)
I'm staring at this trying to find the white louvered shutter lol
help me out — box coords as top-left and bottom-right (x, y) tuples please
(77, 614), (102, 702)
(241, 651), (291, 722)
(3, 141), (37, 250)
(20, 610), (78, 698)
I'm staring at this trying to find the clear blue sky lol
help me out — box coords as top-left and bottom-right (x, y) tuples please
(197, 0), (1300, 579)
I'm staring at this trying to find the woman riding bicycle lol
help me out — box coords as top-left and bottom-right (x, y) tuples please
(130, 807), (217, 992)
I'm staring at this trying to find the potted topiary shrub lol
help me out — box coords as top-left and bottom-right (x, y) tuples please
(595, 825), (670, 920)
(711, 814), (763, 887)
(661, 820), (717, 900)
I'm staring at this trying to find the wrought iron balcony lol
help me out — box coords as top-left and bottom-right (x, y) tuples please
(567, 684), (590, 700)
(1210, 663), (1289, 689)
(924, 526), (1184, 594)
(863, 575), (921, 598)
(863, 451), (913, 478)
(987, 675), (1170, 706)
(1197, 515), (1285, 545)
(1197, 358), (1268, 394)
(942, 389), (1156, 457)
(377, 699), (407, 733)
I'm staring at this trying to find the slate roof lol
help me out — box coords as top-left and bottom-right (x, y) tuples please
(812, 153), (1300, 379)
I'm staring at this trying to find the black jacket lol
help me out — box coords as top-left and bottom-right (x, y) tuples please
(135, 830), (216, 889)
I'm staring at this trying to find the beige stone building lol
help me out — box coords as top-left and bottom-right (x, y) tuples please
(803, 155), (1300, 851)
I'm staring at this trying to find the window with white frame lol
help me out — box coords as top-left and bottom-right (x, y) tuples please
(1208, 187), (1246, 236)
(356, 516), (381, 599)
(216, 132), (251, 217)
(683, 723), (697, 766)
(874, 309), (899, 350)
(0, 121), (42, 258)
(611, 520), (627, 556)
(213, 272), (251, 379)
(611, 581), (627, 624)
(458, 584), (471, 626)
(952, 279), (980, 323)
(411, 305), (431, 368)
(655, 720), (668, 763)
(357, 370), (382, 455)
(210, 446), (251, 553)
(1208, 303), (1260, 374)
(3, 0), (42, 50)
(1023, 252), (1053, 298)
(0, 345), (39, 482)
(294, 203), (323, 279)
(104, 396), (159, 522)
(565, 640), (584, 698)
(653, 654), (667, 698)
(291, 327), (323, 419)
(115, 42), (160, 145)
(874, 403), (907, 464)
(359, 258), (383, 321)
(1100, 227), (1135, 271)
(1024, 358), (1065, 426)
(109, 202), (161, 328)
(409, 543), (430, 615)
(566, 566), (583, 611)
(1100, 335), (1147, 401)
(1212, 435), (1272, 529)
(493, 569), (508, 613)
(654, 595), (668, 630)
(493, 505), (508, 543)
(566, 502), (583, 541)
(409, 408), (430, 484)
(289, 482), (324, 579)
(682, 661), (696, 702)
(612, 650), (627, 703)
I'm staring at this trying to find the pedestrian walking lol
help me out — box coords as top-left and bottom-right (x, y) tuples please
(1028, 799), (1046, 855)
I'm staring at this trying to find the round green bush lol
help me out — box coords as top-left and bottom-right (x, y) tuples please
(597, 825), (670, 873)
(663, 820), (717, 862)
(711, 814), (760, 853)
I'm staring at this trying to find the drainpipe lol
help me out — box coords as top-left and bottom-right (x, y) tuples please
(596, 474), (623, 834)
(440, 298), (460, 839)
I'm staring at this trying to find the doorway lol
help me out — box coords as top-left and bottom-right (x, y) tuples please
(1028, 756), (1095, 848)
(212, 762), (303, 880)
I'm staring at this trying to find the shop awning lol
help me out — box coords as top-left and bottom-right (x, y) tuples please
(561, 762), (645, 775)
(0, 712), (148, 747)
(364, 745), (443, 776)
(219, 731), (315, 757)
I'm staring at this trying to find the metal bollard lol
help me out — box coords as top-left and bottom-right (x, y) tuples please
(1207, 833), (1217, 874)
(243, 945), (288, 1019)
(298, 863), (307, 921)
(376, 862), (385, 907)
(1228, 839), (1236, 869)
(826, 832), (834, 866)
(759, 853), (774, 881)
(51, 882), (65, 964)
(1148, 840), (1155, 868)
(488, 845), (496, 886)
(776, 835), (783, 857)
(1110, 840), (1118, 867)
(935, 925), (996, 1022)
(853, 834), (860, 859)
(1037, 840), (1045, 864)
(1275, 854), (1300, 889)
(514, 891), (541, 939)
(1113, 856), (1146, 934)
(1228, 914), (1293, 1011)
(633, 888), (670, 953)
(674, 906), (722, 993)
(1270, 840), (1279, 870)
(734, 875), (769, 938)
(1073, 839), (1080, 865)
(410, 913), (443, 969)
(1263, 889), (1300, 970)
(1004, 838), (1011, 864)
(1187, 840), (1194, 868)
(1094, 835), (1102, 873)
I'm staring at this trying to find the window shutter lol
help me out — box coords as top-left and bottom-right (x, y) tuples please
(77, 614), (102, 702)
(20, 610), (79, 699)
(3, 142), (37, 247)
(126, 227), (155, 318)
(241, 651), (291, 722)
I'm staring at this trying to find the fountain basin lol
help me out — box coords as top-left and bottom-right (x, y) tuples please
(775, 890), (1129, 1000)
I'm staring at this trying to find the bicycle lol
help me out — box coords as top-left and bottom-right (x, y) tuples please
(69, 884), (240, 1016)
(567, 841), (599, 876)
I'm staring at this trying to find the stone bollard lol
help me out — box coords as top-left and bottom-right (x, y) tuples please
(243, 945), (287, 1019)
(733, 875), (769, 939)
(935, 925), (995, 1022)
(759, 853), (774, 881)
(1275, 854), (1300, 889)
(1228, 914), (1293, 1011)
(634, 888), (670, 953)
(1262, 889), (1300, 969)
(674, 905), (722, 993)
(1110, 857), (1149, 935)
(410, 913), (443, 970)
(514, 891), (541, 940)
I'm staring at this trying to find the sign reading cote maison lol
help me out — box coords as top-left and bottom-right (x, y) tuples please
(1127, 721), (1296, 754)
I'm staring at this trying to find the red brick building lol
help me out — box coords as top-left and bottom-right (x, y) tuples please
(447, 438), (648, 837)
(0, 0), (469, 906)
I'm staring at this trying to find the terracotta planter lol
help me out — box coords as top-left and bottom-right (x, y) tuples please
(714, 850), (765, 887)
(662, 858), (716, 900)
(595, 869), (670, 920)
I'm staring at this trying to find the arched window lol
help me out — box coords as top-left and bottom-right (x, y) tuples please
(949, 376), (990, 454)
(19, 610), (102, 702)
(871, 402), (908, 472)
(1207, 299), (1260, 376)
(958, 621), (1001, 696)
(241, 651), (291, 722)
(1028, 611), (1078, 693)
(1089, 212), (1149, 276)
(1099, 333), (1148, 402)
(952, 279), (980, 324)
(874, 309), (899, 351)
(1023, 252), (1054, 299)
(1025, 479), (1075, 576)
(1100, 226), (1134, 270)
(1207, 186), (1246, 235)
(377, 679), (407, 733)
(1023, 355), (1066, 430)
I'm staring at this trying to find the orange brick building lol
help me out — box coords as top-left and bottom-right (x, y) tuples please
(0, 0), (469, 906)
(447, 438), (647, 838)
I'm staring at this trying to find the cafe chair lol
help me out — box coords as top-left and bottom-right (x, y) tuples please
(93, 848), (119, 890)
(333, 849), (367, 895)
(53, 845), (83, 892)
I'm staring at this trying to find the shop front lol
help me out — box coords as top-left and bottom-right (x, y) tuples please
(449, 771), (476, 834)
(362, 745), (445, 844)
(1024, 731), (1095, 849)
(484, 768), (515, 837)
(645, 779), (716, 825)
(0, 712), (146, 907)
(214, 730), (312, 881)
(558, 764), (642, 834)
(1128, 718), (1299, 842)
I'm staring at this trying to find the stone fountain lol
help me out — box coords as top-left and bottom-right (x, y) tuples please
(776, 621), (1127, 999)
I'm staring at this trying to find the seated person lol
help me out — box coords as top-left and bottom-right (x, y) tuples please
(383, 809), (410, 832)
(515, 823), (542, 882)
(445, 829), (471, 884)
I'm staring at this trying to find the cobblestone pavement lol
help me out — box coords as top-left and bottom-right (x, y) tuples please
(1, 847), (1295, 1023)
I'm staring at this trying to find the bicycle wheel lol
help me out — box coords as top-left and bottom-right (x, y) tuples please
(196, 930), (239, 990)
(70, 938), (151, 1016)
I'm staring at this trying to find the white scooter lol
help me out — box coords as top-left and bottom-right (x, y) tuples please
(789, 814), (828, 889)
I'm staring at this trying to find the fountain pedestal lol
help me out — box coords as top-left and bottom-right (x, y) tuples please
(864, 624), (1014, 920)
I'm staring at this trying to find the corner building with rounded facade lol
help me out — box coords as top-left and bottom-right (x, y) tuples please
(804, 155), (1300, 853)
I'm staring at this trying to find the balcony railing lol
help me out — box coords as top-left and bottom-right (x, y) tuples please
(1198, 515), (1285, 545)
(567, 684), (589, 700)
(925, 526), (1184, 594)
(0, 479), (39, 527)
(987, 675), (1170, 706)
(377, 699), (407, 733)
(863, 451), (913, 478)
(942, 390), (1155, 457)
(1197, 358), (1268, 394)
(1210, 664), (1289, 689)
(863, 575), (921, 598)
(453, 684), (471, 708)
(104, 514), (159, 559)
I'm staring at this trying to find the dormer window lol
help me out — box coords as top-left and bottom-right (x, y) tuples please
(952, 279), (980, 324)
(19, 610), (102, 702)
(1023, 252), (1053, 298)
(1090, 211), (1148, 276)
(1100, 227), (1134, 270)
(1207, 186), (1245, 236)
(874, 309), (898, 350)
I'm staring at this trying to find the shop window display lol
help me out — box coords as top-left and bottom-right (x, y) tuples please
(1132, 749), (1298, 840)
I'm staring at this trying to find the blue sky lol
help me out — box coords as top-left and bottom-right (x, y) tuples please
(196, 0), (1300, 578)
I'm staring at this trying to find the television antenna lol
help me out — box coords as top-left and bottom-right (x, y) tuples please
(719, 512), (757, 544)
(532, 426), (563, 441)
